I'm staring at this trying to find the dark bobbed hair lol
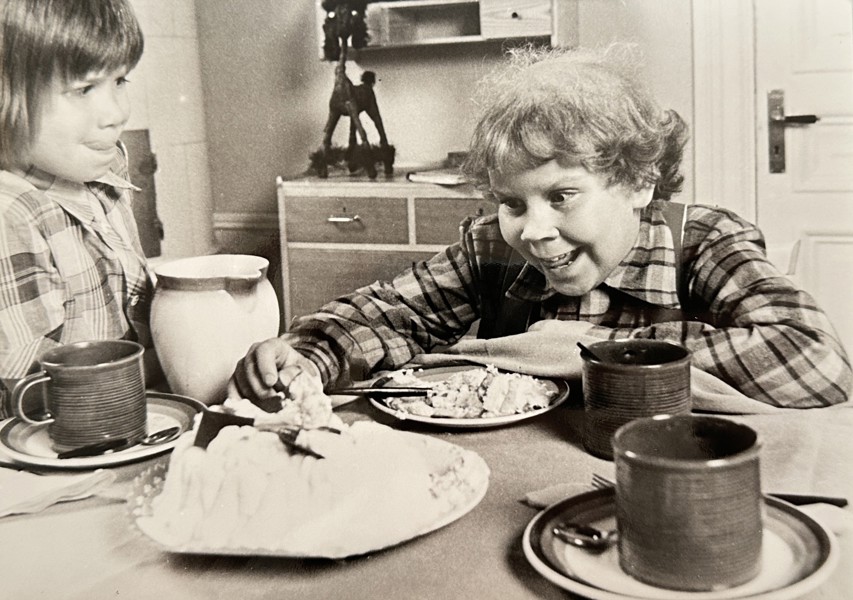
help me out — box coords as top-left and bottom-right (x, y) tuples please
(0, 0), (144, 169)
(462, 45), (688, 200)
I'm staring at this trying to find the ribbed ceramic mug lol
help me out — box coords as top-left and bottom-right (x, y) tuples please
(11, 340), (147, 452)
(581, 339), (691, 460)
(613, 414), (763, 591)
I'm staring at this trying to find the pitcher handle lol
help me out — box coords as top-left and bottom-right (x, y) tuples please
(12, 372), (53, 425)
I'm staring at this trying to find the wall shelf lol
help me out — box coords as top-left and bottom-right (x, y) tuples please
(316, 0), (576, 54)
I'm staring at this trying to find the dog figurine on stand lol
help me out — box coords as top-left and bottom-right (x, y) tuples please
(312, 0), (394, 179)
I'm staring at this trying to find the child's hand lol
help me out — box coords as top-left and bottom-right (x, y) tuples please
(227, 338), (321, 404)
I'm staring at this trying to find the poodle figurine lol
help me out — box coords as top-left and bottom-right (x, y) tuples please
(311, 0), (394, 179)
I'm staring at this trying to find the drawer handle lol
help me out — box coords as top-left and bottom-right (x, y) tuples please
(327, 214), (362, 224)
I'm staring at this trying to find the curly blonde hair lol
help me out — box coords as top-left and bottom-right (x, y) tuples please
(462, 44), (687, 200)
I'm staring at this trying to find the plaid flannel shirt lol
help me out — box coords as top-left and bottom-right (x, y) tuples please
(288, 200), (851, 408)
(0, 145), (153, 418)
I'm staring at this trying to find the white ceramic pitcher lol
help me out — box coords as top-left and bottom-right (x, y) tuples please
(151, 254), (280, 405)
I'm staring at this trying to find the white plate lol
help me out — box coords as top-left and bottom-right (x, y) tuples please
(368, 365), (571, 429)
(523, 488), (839, 600)
(0, 392), (205, 469)
(130, 432), (490, 558)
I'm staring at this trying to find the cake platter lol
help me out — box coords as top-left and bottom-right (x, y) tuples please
(129, 431), (490, 559)
(367, 365), (571, 429)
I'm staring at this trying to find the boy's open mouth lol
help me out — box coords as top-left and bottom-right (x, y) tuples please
(539, 248), (581, 270)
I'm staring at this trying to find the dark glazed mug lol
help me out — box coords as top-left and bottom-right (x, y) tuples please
(11, 340), (147, 452)
(613, 414), (763, 591)
(581, 339), (691, 460)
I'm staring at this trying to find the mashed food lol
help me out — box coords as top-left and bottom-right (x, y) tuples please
(386, 365), (558, 418)
(216, 365), (342, 430)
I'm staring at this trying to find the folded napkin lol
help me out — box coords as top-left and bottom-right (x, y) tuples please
(410, 320), (798, 414)
(0, 467), (116, 518)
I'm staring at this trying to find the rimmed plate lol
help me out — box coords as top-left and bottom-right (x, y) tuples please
(523, 487), (839, 600)
(0, 392), (204, 469)
(130, 431), (490, 558)
(368, 365), (571, 429)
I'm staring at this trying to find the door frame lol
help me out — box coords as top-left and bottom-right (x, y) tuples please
(691, 0), (756, 221)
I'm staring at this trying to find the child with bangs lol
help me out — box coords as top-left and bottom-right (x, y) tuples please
(0, 0), (161, 418)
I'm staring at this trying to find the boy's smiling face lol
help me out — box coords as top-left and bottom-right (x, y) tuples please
(491, 159), (653, 297)
(23, 67), (132, 183)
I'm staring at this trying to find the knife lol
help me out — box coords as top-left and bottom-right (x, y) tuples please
(328, 386), (431, 398)
(56, 437), (130, 459)
(769, 493), (848, 508)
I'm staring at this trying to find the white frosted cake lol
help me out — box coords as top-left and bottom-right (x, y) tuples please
(135, 380), (489, 557)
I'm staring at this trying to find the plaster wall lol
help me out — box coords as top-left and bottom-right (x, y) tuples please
(195, 0), (695, 216)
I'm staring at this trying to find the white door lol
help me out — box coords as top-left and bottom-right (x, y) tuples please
(754, 0), (853, 355)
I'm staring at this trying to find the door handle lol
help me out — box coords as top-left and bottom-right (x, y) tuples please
(770, 113), (820, 125)
(768, 89), (820, 173)
(326, 214), (361, 224)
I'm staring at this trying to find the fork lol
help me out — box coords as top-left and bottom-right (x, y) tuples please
(591, 473), (615, 490)
(274, 425), (343, 460)
(590, 472), (848, 507)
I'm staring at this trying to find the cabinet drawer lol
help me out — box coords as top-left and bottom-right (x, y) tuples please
(480, 0), (551, 38)
(287, 247), (437, 321)
(285, 196), (408, 244)
(414, 197), (496, 245)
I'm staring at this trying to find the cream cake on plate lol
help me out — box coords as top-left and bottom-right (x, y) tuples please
(133, 373), (490, 558)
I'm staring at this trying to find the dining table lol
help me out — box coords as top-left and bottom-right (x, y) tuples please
(2, 389), (852, 600)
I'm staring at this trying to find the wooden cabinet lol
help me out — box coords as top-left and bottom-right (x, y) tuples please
(317, 0), (578, 52)
(277, 174), (494, 327)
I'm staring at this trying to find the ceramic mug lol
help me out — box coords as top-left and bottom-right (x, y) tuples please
(11, 340), (147, 452)
(581, 339), (692, 460)
(612, 414), (763, 591)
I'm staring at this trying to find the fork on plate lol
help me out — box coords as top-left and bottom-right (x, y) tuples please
(591, 473), (615, 490)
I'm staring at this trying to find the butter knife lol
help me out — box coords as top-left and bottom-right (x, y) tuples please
(56, 438), (130, 459)
(769, 493), (848, 508)
(328, 386), (431, 398)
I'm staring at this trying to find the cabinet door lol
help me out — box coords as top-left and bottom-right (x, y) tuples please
(287, 248), (438, 322)
(480, 0), (551, 39)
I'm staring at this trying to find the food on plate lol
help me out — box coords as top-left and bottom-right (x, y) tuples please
(135, 370), (489, 556)
(216, 365), (344, 430)
(134, 420), (489, 557)
(384, 365), (559, 418)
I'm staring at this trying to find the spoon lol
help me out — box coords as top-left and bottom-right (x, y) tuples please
(553, 522), (619, 552)
(140, 426), (182, 446)
(56, 426), (183, 459)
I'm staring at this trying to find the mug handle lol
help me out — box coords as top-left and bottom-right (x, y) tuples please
(11, 372), (54, 425)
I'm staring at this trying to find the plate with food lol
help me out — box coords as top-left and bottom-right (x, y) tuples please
(364, 365), (571, 429)
(130, 419), (490, 558)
